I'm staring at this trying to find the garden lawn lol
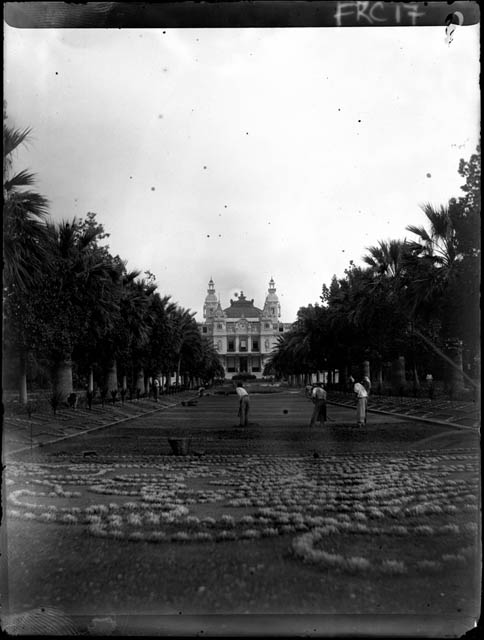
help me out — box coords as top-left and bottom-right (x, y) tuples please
(2, 392), (480, 636)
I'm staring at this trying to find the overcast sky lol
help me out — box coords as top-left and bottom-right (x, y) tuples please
(4, 23), (480, 322)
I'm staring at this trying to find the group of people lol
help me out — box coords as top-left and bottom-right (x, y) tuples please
(309, 375), (371, 428)
(234, 375), (372, 428)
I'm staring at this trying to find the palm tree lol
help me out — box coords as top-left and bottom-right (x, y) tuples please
(170, 307), (202, 388)
(3, 122), (50, 403)
(362, 240), (414, 392)
(406, 203), (465, 394)
(406, 204), (458, 269)
(145, 292), (178, 391)
(115, 274), (158, 395)
(73, 250), (123, 397)
(196, 337), (224, 385)
(34, 218), (119, 399)
(362, 239), (412, 278)
(264, 334), (294, 380)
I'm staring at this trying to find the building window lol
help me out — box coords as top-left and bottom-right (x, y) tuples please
(265, 323), (270, 329)
(227, 356), (236, 373)
(252, 339), (259, 351)
(202, 327), (207, 334)
(228, 339), (235, 352)
(240, 339), (247, 352)
(217, 323), (223, 329)
(271, 308), (275, 315)
(279, 325), (284, 332)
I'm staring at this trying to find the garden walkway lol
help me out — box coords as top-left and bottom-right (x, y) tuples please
(327, 390), (480, 430)
(3, 386), (479, 460)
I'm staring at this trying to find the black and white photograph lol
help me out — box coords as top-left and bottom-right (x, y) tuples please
(2, 1), (481, 637)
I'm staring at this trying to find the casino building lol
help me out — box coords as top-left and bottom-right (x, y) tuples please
(199, 278), (292, 379)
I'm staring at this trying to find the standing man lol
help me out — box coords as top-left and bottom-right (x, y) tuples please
(309, 382), (327, 427)
(362, 376), (371, 396)
(235, 382), (250, 427)
(153, 377), (160, 402)
(354, 380), (368, 427)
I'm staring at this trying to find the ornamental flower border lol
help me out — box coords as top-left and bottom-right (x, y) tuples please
(5, 450), (479, 575)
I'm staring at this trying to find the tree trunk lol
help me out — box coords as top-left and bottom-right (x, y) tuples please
(121, 375), (128, 391)
(105, 359), (118, 393)
(362, 360), (370, 381)
(445, 339), (465, 396)
(53, 355), (73, 399)
(19, 351), (28, 405)
(375, 363), (383, 394)
(136, 369), (145, 394)
(412, 365), (420, 390)
(88, 367), (94, 393)
(391, 356), (406, 395)
(176, 357), (181, 387)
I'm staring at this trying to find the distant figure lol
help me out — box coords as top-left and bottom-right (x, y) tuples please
(153, 378), (159, 402)
(198, 386), (205, 397)
(235, 382), (250, 427)
(67, 393), (78, 409)
(354, 381), (368, 427)
(309, 382), (327, 427)
(425, 373), (434, 400)
(362, 376), (371, 395)
(305, 384), (313, 398)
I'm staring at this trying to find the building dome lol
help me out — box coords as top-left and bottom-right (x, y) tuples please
(223, 291), (262, 318)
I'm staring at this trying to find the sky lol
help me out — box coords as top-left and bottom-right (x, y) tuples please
(4, 21), (480, 323)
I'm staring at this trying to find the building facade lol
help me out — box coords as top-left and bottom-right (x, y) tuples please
(199, 278), (292, 379)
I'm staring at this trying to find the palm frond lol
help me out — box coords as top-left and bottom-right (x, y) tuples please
(4, 190), (50, 221)
(4, 168), (37, 191)
(3, 125), (32, 158)
(406, 224), (431, 242)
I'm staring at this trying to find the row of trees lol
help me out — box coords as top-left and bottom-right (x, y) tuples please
(3, 119), (224, 405)
(266, 146), (480, 397)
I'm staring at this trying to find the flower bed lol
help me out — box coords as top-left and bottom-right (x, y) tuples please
(5, 450), (479, 573)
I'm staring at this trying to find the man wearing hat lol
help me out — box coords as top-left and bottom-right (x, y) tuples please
(354, 379), (368, 427)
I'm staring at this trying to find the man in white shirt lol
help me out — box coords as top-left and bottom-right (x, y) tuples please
(235, 383), (250, 427)
(354, 381), (368, 427)
(309, 382), (327, 427)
